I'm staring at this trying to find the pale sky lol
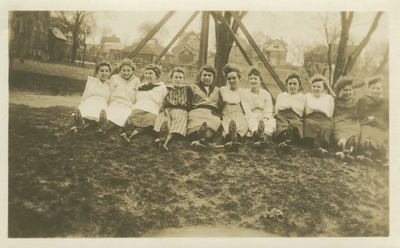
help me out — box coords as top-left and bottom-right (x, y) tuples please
(89, 11), (388, 65)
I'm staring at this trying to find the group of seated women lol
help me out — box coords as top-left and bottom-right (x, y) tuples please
(72, 59), (389, 166)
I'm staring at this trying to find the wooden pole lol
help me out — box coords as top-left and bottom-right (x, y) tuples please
(198, 11), (210, 69)
(110, 11), (175, 76)
(154, 11), (199, 64)
(213, 11), (253, 66)
(229, 11), (287, 92)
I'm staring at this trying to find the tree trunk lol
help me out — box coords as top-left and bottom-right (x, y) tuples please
(81, 42), (87, 68)
(332, 12), (353, 87)
(212, 11), (245, 87)
(327, 44), (333, 85)
(70, 12), (85, 63)
(374, 46), (389, 75)
(343, 12), (383, 76)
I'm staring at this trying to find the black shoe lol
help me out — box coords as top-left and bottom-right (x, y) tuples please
(75, 109), (85, 133)
(357, 156), (375, 166)
(159, 120), (169, 144)
(343, 135), (356, 155)
(343, 155), (355, 164)
(199, 122), (207, 145)
(229, 120), (238, 143)
(313, 127), (325, 149)
(225, 141), (241, 151)
(278, 142), (292, 152)
(285, 125), (293, 145)
(363, 139), (373, 158)
(99, 109), (107, 131)
(257, 120), (265, 141)
(313, 147), (327, 157)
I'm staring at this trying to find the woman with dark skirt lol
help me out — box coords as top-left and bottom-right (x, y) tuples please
(218, 64), (249, 151)
(121, 64), (167, 143)
(356, 76), (389, 166)
(272, 71), (306, 151)
(332, 76), (360, 164)
(303, 75), (334, 157)
(187, 65), (221, 149)
(153, 67), (189, 151)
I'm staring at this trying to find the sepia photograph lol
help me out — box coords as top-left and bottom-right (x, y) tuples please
(3, 0), (400, 247)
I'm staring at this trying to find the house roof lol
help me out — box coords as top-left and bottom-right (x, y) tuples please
(173, 42), (198, 53)
(178, 47), (196, 55)
(101, 35), (121, 44)
(50, 27), (67, 41)
(177, 30), (200, 44)
(264, 39), (289, 52)
(122, 40), (172, 56)
(104, 42), (125, 50)
(121, 43), (155, 55)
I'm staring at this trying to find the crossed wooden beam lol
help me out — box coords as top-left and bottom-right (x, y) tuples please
(110, 11), (288, 97)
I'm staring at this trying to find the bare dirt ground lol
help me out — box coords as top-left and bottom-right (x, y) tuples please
(8, 66), (389, 237)
(9, 90), (81, 108)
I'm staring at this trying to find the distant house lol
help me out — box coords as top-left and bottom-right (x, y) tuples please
(264, 38), (288, 68)
(48, 27), (67, 61)
(172, 31), (200, 64)
(103, 42), (125, 60)
(101, 34), (121, 45)
(230, 35), (254, 62)
(121, 38), (173, 68)
(10, 11), (51, 60)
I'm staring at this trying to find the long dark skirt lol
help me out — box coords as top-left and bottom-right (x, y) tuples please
(127, 109), (157, 128)
(333, 116), (360, 144)
(272, 109), (304, 141)
(359, 124), (388, 147)
(304, 112), (334, 144)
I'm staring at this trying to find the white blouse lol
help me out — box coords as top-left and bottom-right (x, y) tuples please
(131, 82), (168, 115)
(275, 92), (306, 117)
(109, 74), (140, 107)
(80, 76), (111, 104)
(242, 88), (274, 119)
(305, 92), (334, 118)
(220, 86), (252, 115)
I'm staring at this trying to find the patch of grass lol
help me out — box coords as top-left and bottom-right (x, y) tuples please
(8, 104), (389, 237)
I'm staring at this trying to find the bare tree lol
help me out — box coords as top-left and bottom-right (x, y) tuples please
(52, 11), (95, 63)
(137, 22), (169, 42)
(100, 25), (112, 37)
(332, 12), (354, 85)
(332, 12), (383, 88)
(210, 11), (247, 87)
(323, 12), (340, 85)
(342, 12), (383, 76)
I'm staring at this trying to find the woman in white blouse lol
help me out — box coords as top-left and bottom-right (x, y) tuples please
(272, 72), (306, 150)
(219, 64), (249, 151)
(242, 67), (276, 148)
(73, 61), (112, 136)
(304, 74), (334, 157)
(121, 64), (167, 143)
(98, 59), (140, 136)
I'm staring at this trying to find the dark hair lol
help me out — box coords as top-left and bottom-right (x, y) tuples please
(367, 75), (384, 88)
(310, 74), (328, 90)
(118, 58), (136, 71)
(334, 76), (354, 96)
(285, 71), (302, 86)
(95, 60), (111, 73)
(170, 66), (186, 79)
(248, 67), (264, 83)
(144, 64), (162, 79)
(222, 64), (241, 79)
(197, 65), (217, 79)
